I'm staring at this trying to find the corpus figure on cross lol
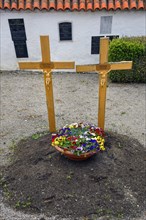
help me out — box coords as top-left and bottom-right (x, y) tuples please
(76, 37), (132, 130)
(19, 36), (75, 132)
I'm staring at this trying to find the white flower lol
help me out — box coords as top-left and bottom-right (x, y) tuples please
(90, 133), (96, 136)
(63, 124), (68, 128)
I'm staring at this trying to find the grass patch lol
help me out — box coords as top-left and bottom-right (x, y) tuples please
(31, 131), (49, 140)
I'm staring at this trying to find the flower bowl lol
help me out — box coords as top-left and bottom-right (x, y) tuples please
(52, 122), (105, 161)
(53, 145), (97, 161)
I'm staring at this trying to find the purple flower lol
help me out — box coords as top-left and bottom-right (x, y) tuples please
(89, 146), (96, 150)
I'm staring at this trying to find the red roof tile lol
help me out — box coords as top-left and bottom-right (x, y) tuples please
(108, 0), (114, 10)
(0, 0), (145, 11)
(41, 0), (48, 9)
(19, 0), (25, 10)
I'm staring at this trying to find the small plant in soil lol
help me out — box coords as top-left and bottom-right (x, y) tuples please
(9, 140), (17, 152)
(121, 111), (126, 115)
(15, 197), (32, 209)
(66, 175), (72, 180)
(31, 131), (48, 140)
(0, 175), (12, 199)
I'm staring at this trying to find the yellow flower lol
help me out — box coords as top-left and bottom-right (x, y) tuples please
(54, 141), (59, 145)
(69, 125), (74, 128)
(100, 145), (105, 151)
(97, 136), (101, 141)
(62, 136), (66, 141)
(69, 123), (78, 128)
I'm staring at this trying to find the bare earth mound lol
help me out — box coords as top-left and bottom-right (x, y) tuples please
(0, 132), (146, 220)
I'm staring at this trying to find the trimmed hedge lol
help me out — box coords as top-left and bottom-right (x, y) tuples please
(108, 37), (146, 83)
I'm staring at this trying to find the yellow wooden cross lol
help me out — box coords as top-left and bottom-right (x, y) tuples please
(19, 36), (75, 133)
(76, 37), (132, 130)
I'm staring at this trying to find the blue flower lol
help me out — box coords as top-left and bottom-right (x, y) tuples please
(90, 139), (97, 143)
(89, 146), (96, 150)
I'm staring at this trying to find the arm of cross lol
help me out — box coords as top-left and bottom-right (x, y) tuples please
(76, 64), (111, 73)
(19, 61), (75, 70)
(19, 62), (48, 69)
(95, 61), (132, 73)
(76, 38), (109, 73)
(53, 62), (75, 69)
(109, 61), (133, 70)
(76, 64), (97, 72)
(18, 36), (51, 70)
(19, 36), (75, 70)
(99, 37), (132, 71)
(40, 36), (75, 70)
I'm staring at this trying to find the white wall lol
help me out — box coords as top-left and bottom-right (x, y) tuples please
(0, 10), (146, 70)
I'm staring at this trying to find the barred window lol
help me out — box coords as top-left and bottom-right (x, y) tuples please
(59, 22), (72, 41)
(91, 35), (119, 55)
(91, 36), (104, 54)
(100, 16), (113, 34)
(8, 19), (28, 58)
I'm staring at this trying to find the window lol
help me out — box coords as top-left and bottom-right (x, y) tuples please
(59, 22), (72, 41)
(8, 19), (28, 58)
(100, 16), (113, 34)
(91, 36), (104, 54)
(91, 35), (119, 55)
(14, 41), (28, 58)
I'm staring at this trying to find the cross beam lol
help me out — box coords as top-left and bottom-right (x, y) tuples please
(76, 37), (132, 130)
(19, 36), (75, 132)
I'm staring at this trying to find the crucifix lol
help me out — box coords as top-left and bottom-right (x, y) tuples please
(19, 36), (75, 133)
(76, 37), (132, 130)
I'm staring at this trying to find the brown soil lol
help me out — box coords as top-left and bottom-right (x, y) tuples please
(0, 131), (146, 220)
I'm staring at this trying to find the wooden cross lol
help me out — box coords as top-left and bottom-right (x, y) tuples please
(76, 37), (132, 130)
(19, 36), (75, 133)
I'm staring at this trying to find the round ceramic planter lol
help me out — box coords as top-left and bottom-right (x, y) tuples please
(54, 145), (97, 161)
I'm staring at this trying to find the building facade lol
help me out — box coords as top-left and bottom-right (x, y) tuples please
(0, 0), (145, 70)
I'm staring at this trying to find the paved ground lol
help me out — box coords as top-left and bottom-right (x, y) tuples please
(0, 71), (146, 220)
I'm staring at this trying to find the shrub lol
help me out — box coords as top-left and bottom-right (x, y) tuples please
(108, 37), (146, 83)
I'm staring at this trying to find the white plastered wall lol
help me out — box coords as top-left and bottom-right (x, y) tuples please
(0, 10), (146, 70)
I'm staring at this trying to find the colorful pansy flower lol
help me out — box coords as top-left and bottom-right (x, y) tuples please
(52, 122), (106, 156)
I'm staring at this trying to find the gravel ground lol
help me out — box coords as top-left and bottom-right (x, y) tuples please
(0, 71), (146, 220)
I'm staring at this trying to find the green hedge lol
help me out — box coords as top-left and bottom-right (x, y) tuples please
(108, 37), (146, 83)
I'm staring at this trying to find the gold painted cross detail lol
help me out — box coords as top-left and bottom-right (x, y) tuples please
(19, 36), (75, 132)
(76, 37), (132, 130)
